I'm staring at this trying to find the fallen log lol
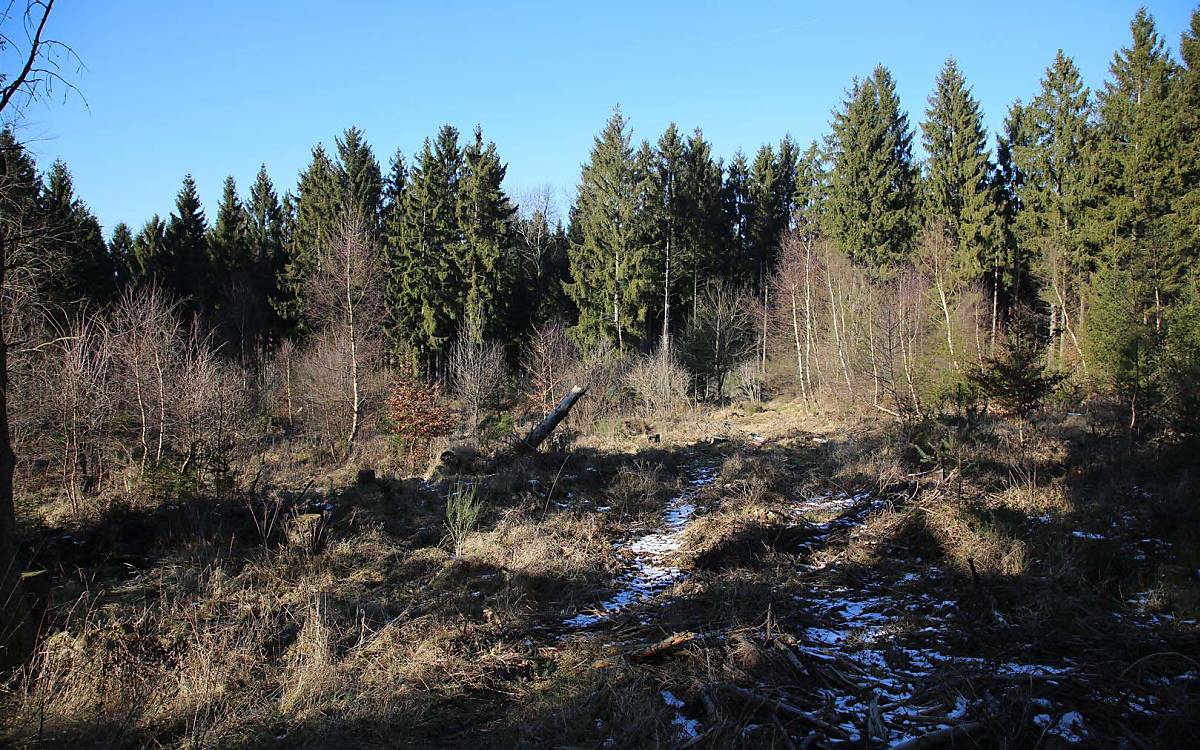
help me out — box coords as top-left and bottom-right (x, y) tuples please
(629, 631), (694, 663)
(516, 385), (588, 454)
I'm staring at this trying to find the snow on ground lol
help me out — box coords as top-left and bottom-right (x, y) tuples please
(785, 489), (1100, 745)
(564, 464), (719, 628)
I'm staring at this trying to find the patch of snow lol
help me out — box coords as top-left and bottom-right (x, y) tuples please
(563, 464), (718, 628)
(1071, 531), (1105, 540)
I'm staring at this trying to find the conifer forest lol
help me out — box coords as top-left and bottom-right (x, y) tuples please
(2, 2), (1200, 748)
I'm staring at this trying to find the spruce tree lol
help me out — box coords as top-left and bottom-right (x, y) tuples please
(747, 143), (783, 286)
(921, 58), (997, 283)
(566, 109), (651, 349)
(794, 141), (829, 235)
(130, 215), (168, 286)
(108, 222), (134, 289)
(680, 129), (724, 321)
(335, 126), (383, 236)
(164, 174), (210, 314)
(381, 148), (409, 358)
(391, 129), (463, 372)
(1095, 9), (1181, 329)
(245, 166), (286, 345)
(993, 102), (1036, 311)
(645, 123), (687, 343)
(721, 150), (752, 282)
(774, 135), (801, 230)
(275, 146), (338, 336)
(1013, 51), (1096, 369)
(209, 175), (248, 280)
(457, 126), (516, 341)
(827, 65), (919, 272)
(40, 159), (115, 306)
(1175, 8), (1200, 264)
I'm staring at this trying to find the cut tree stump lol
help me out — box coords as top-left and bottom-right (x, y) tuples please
(516, 385), (588, 454)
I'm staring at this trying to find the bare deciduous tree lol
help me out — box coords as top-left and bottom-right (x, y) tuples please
(449, 315), (505, 434)
(1, 0), (78, 671)
(522, 320), (577, 415)
(681, 283), (757, 402)
(625, 344), (690, 417)
(297, 212), (385, 458)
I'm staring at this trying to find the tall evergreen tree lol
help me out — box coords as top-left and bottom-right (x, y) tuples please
(1094, 9), (1180, 329)
(827, 65), (919, 271)
(381, 148), (409, 358)
(164, 174), (210, 313)
(245, 165), (286, 345)
(130, 215), (168, 286)
(458, 126), (516, 341)
(39, 160), (115, 305)
(794, 141), (829, 235)
(1012, 50), (1096, 369)
(335, 126), (383, 236)
(209, 175), (248, 280)
(721, 150), (752, 282)
(921, 58), (998, 283)
(108, 222), (134, 289)
(680, 129), (724, 321)
(390, 129), (463, 371)
(644, 123), (687, 343)
(747, 143), (788, 286)
(275, 146), (338, 335)
(566, 109), (651, 349)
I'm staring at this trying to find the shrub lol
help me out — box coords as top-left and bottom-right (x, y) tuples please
(445, 481), (482, 556)
(384, 377), (455, 468)
(625, 345), (690, 416)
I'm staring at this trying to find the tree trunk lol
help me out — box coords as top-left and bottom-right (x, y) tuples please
(1, 250), (32, 673)
(517, 385), (588, 453)
(662, 233), (671, 347)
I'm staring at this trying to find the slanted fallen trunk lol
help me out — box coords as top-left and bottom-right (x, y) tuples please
(517, 385), (587, 454)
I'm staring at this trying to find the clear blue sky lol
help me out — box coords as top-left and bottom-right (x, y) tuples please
(10, 0), (1198, 234)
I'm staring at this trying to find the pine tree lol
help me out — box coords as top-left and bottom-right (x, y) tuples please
(644, 123), (687, 343)
(275, 146), (338, 335)
(827, 65), (919, 272)
(1175, 8), (1200, 265)
(992, 102), (1037, 313)
(794, 141), (828, 235)
(381, 148), (409, 358)
(921, 58), (997, 283)
(747, 143), (786, 286)
(566, 109), (652, 349)
(1013, 50), (1096, 370)
(458, 125), (516, 341)
(775, 135), (801, 230)
(164, 174), (210, 313)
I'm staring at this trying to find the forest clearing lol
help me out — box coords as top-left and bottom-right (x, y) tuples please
(3, 2), (1200, 747)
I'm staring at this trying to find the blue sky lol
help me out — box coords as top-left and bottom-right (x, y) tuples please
(10, 0), (1197, 234)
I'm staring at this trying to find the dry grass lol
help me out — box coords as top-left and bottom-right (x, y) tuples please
(3, 399), (1198, 749)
